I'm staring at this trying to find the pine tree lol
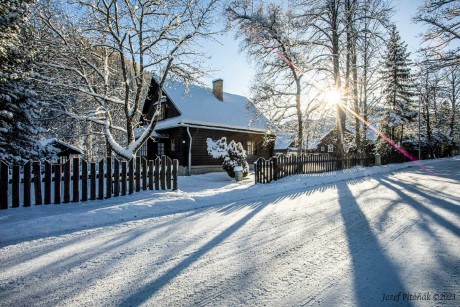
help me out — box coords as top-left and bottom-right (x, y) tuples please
(0, 0), (44, 163)
(377, 25), (417, 155)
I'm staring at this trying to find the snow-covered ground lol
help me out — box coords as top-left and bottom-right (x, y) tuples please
(0, 157), (459, 306)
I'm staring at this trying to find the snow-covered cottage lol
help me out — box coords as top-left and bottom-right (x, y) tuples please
(314, 128), (356, 154)
(40, 138), (84, 163)
(140, 78), (274, 175)
(274, 135), (321, 154)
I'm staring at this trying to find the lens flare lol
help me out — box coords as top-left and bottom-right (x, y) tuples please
(325, 90), (341, 105)
(336, 103), (434, 175)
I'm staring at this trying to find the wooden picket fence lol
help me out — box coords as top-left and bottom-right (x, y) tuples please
(254, 153), (375, 184)
(0, 156), (179, 209)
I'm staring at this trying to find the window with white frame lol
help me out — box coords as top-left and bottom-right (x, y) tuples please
(157, 143), (165, 156)
(247, 141), (256, 155)
(138, 141), (148, 157)
(321, 146), (325, 152)
(328, 144), (334, 153)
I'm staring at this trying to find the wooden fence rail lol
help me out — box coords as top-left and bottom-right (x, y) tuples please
(0, 156), (179, 209)
(254, 154), (375, 184)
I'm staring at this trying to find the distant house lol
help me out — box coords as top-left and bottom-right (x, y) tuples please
(314, 128), (356, 154)
(40, 138), (84, 163)
(274, 135), (296, 155)
(274, 135), (321, 155)
(140, 78), (274, 175)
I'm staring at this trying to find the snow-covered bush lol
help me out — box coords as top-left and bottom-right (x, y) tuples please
(206, 137), (249, 178)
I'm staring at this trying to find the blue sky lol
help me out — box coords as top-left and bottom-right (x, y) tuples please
(200, 1), (425, 97)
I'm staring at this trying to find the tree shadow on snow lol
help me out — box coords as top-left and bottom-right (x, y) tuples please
(118, 199), (269, 306)
(336, 181), (412, 307)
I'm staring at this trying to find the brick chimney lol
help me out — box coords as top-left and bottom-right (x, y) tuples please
(212, 79), (223, 101)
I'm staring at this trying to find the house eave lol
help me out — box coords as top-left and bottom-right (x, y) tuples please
(156, 121), (269, 135)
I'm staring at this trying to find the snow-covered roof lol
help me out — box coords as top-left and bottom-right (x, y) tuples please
(39, 138), (84, 154)
(306, 138), (320, 150)
(154, 80), (270, 133)
(274, 135), (294, 149)
(275, 135), (320, 150)
(133, 128), (169, 139)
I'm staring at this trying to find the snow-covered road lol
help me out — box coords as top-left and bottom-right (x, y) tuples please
(0, 158), (459, 306)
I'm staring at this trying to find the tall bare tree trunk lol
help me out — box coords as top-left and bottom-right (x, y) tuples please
(296, 78), (303, 154)
(331, 0), (345, 156)
(449, 70), (457, 137)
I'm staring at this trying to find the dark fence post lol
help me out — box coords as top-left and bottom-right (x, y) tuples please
(113, 158), (120, 197)
(121, 160), (127, 196)
(271, 159), (275, 182)
(173, 159), (178, 191)
(142, 158), (147, 190)
(106, 157), (112, 199)
(154, 157), (160, 190)
(72, 158), (80, 202)
(81, 159), (88, 202)
(63, 160), (71, 203)
(90, 162), (96, 201)
(98, 159), (104, 200)
(128, 159), (134, 194)
(258, 159), (262, 182)
(24, 161), (31, 207)
(161, 155), (166, 190)
(0, 161), (8, 209)
(12, 165), (20, 208)
(148, 160), (154, 190)
(54, 164), (61, 204)
(33, 161), (42, 205)
(276, 156), (281, 179)
(44, 161), (52, 205)
(135, 157), (141, 192)
(273, 156), (278, 181)
(254, 160), (258, 184)
(166, 157), (172, 190)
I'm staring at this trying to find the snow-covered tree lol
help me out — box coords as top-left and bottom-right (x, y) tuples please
(0, 0), (47, 163)
(346, 0), (391, 153)
(227, 2), (321, 154)
(414, 0), (460, 68)
(377, 25), (417, 155)
(444, 64), (460, 139)
(414, 60), (459, 158)
(207, 137), (249, 178)
(287, 0), (392, 155)
(33, 0), (220, 160)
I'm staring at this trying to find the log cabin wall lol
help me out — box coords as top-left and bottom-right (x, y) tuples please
(148, 126), (274, 169)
